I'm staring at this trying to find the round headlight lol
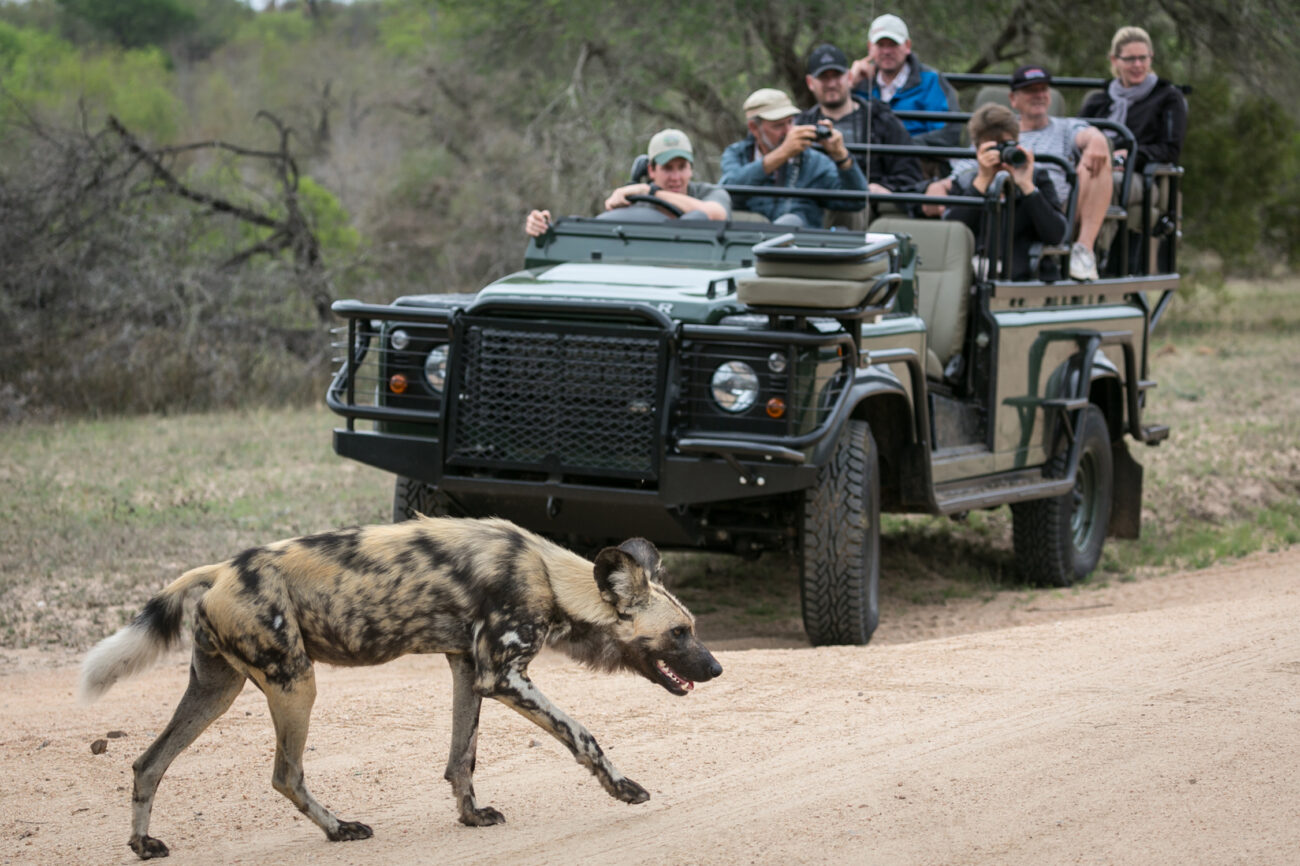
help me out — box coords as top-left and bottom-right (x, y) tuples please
(390, 328), (410, 351)
(424, 345), (449, 393)
(710, 361), (759, 413)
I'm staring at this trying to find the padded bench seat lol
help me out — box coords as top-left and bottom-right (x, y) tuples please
(739, 232), (893, 309)
(738, 274), (884, 309)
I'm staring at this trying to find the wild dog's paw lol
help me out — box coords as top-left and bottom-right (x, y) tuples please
(459, 806), (507, 827)
(613, 777), (651, 804)
(128, 835), (170, 859)
(327, 820), (374, 842)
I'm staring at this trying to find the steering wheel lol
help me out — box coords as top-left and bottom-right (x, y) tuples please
(623, 194), (685, 218)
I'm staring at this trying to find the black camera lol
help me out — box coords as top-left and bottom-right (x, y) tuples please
(999, 141), (1028, 167)
(814, 125), (833, 139)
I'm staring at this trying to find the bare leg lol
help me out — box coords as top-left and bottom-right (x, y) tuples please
(444, 654), (505, 826)
(1075, 160), (1112, 249)
(129, 636), (245, 859)
(263, 667), (373, 842)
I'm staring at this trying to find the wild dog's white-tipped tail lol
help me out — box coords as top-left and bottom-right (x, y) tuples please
(77, 563), (220, 704)
(78, 623), (170, 704)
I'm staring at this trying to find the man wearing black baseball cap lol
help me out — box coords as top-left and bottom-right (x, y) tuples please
(795, 43), (923, 201)
(1008, 63), (1112, 280)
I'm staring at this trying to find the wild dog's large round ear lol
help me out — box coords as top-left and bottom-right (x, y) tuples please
(592, 546), (651, 613)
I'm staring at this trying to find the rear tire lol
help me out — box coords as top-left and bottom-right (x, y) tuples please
(799, 420), (881, 646)
(392, 476), (461, 523)
(1012, 405), (1113, 586)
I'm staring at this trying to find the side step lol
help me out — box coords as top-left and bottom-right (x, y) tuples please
(1140, 423), (1170, 445)
(933, 468), (1074, 515)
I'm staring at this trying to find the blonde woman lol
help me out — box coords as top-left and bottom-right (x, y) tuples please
(1080, 26), (1187, 170)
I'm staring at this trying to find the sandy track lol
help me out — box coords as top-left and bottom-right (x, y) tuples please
(2, 549), (1298, 865)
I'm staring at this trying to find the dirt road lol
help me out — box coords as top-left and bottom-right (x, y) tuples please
(2, 548), (1298, 865)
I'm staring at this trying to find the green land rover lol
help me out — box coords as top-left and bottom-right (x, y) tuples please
(326, 106), (1182, 647)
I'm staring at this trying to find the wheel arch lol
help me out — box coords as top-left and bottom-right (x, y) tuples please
(850, 384), (914, 510)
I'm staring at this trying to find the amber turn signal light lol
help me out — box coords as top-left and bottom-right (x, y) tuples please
(766, 397), (785, 418)
(389, 373), (408, 394)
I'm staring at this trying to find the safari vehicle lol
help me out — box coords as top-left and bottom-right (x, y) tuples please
(326, 85), (1181, 647)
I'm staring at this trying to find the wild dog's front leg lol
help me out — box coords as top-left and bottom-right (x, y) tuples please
(444, 653), (505, 826)
(479, 661), (649, 805)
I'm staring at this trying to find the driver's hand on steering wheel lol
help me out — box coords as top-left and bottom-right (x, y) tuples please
(605, 183), (651, 211)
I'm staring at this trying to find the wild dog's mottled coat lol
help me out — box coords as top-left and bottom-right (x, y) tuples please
(80, 516), (721, 860)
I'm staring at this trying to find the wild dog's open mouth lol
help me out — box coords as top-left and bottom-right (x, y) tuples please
(656, 659), (694, 693)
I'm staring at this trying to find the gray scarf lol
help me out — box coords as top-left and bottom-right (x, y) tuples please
(1107, 73), (1158, 129)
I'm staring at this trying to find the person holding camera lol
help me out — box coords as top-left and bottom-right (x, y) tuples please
(943, 104), (1068, 281)
(796, 43), (923, 196)
(524, 128), (729, 237)
(720, 87), (867, 227)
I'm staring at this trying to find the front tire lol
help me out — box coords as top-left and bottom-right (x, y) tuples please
(1012, 405), (1114, 586)
(392, 476), (461, 523)
(799, 420), (881, 646)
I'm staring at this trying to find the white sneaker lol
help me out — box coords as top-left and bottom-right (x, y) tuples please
(1069, 242), (1099, 281)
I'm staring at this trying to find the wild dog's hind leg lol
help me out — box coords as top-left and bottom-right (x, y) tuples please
(474, 624), (649, 806)
(129, 630), (245, 859)
(444, 653), (505, 826)
(261, 666), (373, 842)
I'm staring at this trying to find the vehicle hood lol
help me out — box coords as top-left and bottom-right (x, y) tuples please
(398, 262), (754, 325)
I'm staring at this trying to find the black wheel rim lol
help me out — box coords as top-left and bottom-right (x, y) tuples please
(1071, 449), (1101, 552)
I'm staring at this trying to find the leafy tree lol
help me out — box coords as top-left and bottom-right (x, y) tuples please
(56, 0), (197, 49)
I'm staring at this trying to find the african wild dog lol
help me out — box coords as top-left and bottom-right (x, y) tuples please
(79, 516), (722, 860)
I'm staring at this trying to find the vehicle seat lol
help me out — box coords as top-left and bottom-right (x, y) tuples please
(972, 85), (1066, 117)
(869, 217), (974, 379)
(737, 239), (890, 309)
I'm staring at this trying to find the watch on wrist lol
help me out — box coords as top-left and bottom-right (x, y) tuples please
(647, 182), (660, 195)
(837, 156), (853, 170)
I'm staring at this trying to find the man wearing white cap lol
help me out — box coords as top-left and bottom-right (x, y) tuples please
(849, 13), (958, 145)
(719, 87), (867, 227)
(525, 128), (730, 236)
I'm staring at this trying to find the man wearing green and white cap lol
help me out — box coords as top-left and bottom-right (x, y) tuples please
(525, 128), (730, 236)
(719, 87), (867, 227)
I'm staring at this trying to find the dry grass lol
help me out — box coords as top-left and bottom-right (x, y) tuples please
(1, 277), (1297, 656)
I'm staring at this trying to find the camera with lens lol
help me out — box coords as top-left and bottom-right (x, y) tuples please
(999, 141), (1028, 167)
(814, 125), (833, 140)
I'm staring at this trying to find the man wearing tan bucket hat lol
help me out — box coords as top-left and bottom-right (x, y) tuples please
(525, 128), (730, 236)
(719, 87), (867, 227)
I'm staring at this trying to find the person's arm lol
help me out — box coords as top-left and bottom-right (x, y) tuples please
(695, 184), (732, 219)
(816, 147), (869, 212)
(761, 125), (818, 175)
(524, 209), (552, 237)
(604, 183), (726, 220)
(941, 172), (983, 236)
(849, 53), (877, 91)
(1141, 88), (1188, 165)
(1017, 166), (1069, 246)
(654, 187), (728, 220)
(873, 110), (925, 191)
(720, 141), (773, 186)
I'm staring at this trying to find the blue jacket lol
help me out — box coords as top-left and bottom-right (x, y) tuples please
(855, 53), (955, 139)
(720, 136), (867, 226)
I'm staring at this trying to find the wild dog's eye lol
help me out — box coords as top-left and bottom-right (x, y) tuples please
(671, 625), (690, 640)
